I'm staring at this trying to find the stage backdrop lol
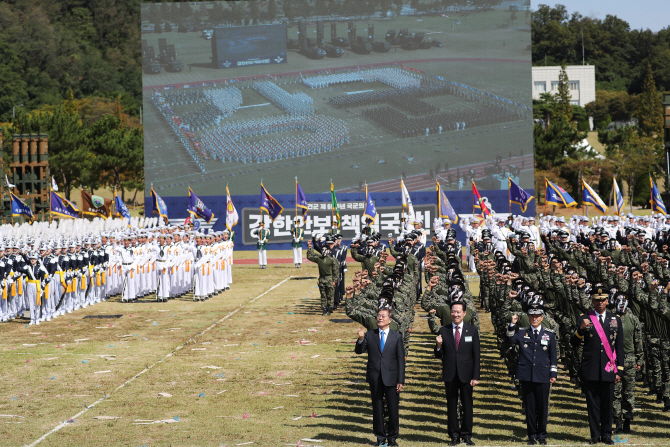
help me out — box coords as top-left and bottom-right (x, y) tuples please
(148, 189), (535, 251)
(142, 1), (534, 200)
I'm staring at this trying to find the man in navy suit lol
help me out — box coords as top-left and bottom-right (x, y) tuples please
(570, 288), (624, 445)
(435, 300), (480, 446)
(507, 303), (558, 445)
(355, 306), (406, 446)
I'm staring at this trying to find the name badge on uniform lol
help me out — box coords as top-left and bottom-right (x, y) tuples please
(464, 336), (472, 342)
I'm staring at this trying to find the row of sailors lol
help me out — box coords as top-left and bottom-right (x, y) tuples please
(0, 231), (235, 326)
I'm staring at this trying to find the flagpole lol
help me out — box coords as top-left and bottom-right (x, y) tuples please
(330, 178), (333, 225)
(295, 177), (298, 220)
(544, 177), (547, 216)
(472, 180), (475, 216)
(508, 177), (511, 216)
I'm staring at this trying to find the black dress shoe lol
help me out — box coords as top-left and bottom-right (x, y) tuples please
(527, 440), (537, 446)
(387, 441), (398, 447)
(601, 438), (614, 445)
(448, 437), (460, 446)
(588, 439), (599, 445)
(462, 438), (475, 446)
(538, 440), (547, 446)
(373, 440), (386, 446)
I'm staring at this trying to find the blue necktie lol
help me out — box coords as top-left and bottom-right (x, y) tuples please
(380, 331), (386, 352)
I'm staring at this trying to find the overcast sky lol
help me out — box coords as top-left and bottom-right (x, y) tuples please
(534, 0), (669, 32)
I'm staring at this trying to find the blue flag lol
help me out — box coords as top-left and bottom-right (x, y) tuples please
(363, 184), (378, 224)
(114, 188), (131, 220)
(650, 175), (667, 215)
(188, 187), (215, 223)
(10, 191), (34, 222)
(582, 179), (608, 215)
(613, 178), (624, 216)
(260, 183), (284, 222)
(151, 187), (169, 224)
(509, 178), (534, 213)
(545, 179), (577, 208)
(296, 180), (308, 218)
(50, 191), (78, 219)
(436, 181), (458, 223)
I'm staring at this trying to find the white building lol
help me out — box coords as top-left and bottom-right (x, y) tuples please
(531, 65), (596, 108)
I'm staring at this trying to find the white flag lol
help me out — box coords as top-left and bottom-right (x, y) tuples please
(51, 176), (58, 191)
(5, 175), (15, 188)
(226, 186), (239, 230)
(400, 180), (416, 225)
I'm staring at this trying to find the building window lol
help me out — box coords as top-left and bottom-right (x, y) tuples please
(534, 81), (546, 92)
(569, 81), (580, 90)
(570, 100), (580, 106)
(551, 81), (560, 90)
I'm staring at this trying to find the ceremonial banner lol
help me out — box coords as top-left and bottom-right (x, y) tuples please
(81, 190), (112, 219)
(10, 191), (34, 222)
(188, 187), (215, 223)
(582, 179), (608, 215)
(401, 179), (416, 224)
(226, 186), (239, 231)
(509, 177), (534, 213)
(260, 183), (283, 222)
(472, 180), (491, 216)
(545, 179), (577, 208)
(613, 178), (625, 216)
(50, 191), (78, 219)
(296, 181), (308, 218)
(363, 184), (378, 224)
(114, 188), (131, 219)
(437, 182), (459, 224)
(152, 187), (169, 223)
(650, 175), (667, 215)
(331, 182), (341, 227)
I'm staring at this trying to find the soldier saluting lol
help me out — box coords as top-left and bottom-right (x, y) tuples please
(307, 235), (339, 316)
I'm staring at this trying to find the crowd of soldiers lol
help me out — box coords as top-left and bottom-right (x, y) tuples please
(253, 81), (314, 115)
(301, 67), (423, 90)
(0, 218), (235, 326)
(465, 212), (670, 435)
(328, 82), (452, 110)
(200, 114), (349, 163)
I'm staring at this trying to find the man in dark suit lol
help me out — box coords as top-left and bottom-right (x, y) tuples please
(435, 300), (480, 446)
(507, 303), (558, 445)
(570, 288), (624, 445)
(355, 306), (406, 446)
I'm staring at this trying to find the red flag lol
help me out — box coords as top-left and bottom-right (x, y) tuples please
(472, 180), (491, 217)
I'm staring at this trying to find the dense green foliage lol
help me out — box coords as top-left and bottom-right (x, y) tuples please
(532, 4), (670, 95)
(0, 0), (142, 122)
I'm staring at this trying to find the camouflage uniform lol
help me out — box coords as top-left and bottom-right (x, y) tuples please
(614, 310), (644, 423)
(307, 248), (339, 314)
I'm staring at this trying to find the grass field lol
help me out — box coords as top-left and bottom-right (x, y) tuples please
(4, 250), (670, 446)
(143, 10), (533, 197)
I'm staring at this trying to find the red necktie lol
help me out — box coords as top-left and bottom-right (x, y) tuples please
(455, 326), (461, 351)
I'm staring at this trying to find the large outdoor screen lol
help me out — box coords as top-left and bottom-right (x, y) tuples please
(141, 1), (535, 249)
(211, 24), (288, 69)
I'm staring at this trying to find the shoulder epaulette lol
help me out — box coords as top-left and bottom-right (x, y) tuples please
(543, 328), (555, 333)
(518, 327), (529, 331)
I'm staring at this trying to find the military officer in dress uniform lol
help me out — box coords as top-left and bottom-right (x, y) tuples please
(291, 217), (305, 268)
(570, 287), (624, 445)
(251, 222), (270, 269)
(507, 303), (558, 445)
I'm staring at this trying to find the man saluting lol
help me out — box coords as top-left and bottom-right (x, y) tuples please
(355, 305), (405, 446)
(570, 286), (624, 445)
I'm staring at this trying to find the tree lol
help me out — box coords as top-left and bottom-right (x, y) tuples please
(532, 92), (558, 127)
(267, 0), (278, 19)
(249, 1), (261, 24)
(210, 1), (224, 22)
(534, 119), (587, 171)
(154, 21), (162, 34)
(283, 0), (296, 21)
(635, 63), (663, 138)
(164, 21), (172, 33)
(554, 65), (573, 123)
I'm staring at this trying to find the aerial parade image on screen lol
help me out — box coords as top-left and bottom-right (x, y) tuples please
(142, 1), (533, 197)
